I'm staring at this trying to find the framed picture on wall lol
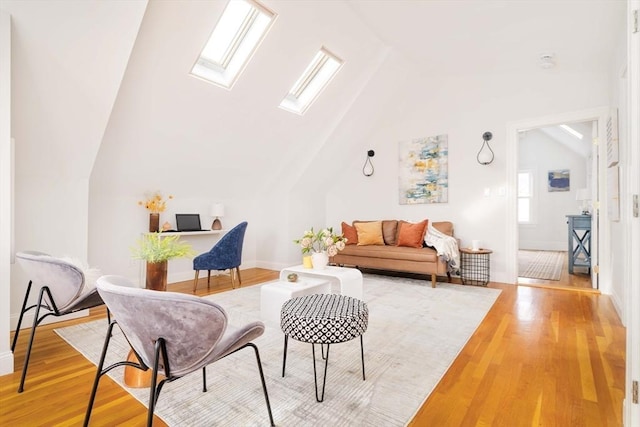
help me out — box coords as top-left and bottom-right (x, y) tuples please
(398, 134), (449, 204)
(548, 169), (570, 192)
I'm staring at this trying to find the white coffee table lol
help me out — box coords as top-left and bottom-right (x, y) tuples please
(260, 277), (331, 326)
(279, 265), (363, 300)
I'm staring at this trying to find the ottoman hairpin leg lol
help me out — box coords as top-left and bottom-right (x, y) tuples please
(282, 335), (288, 377)
(312, 343), (331, 402)
(360, 335), (365, 380)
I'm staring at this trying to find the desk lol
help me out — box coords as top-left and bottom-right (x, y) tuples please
(566, 215), (591, 274)
(148, 230), (225, 237)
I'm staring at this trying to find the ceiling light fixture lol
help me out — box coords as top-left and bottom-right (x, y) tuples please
(539, 53), (555, 69)
(559, 124), (583, 140)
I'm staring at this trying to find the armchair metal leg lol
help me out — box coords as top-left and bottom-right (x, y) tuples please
(84, 321), (117, 427)
(202, 367), (207, 392)
(247, 343), (275, 427)
(193, 271), (200, 293)
(18, 286), (47, 393)
(11, 281), (33, 352)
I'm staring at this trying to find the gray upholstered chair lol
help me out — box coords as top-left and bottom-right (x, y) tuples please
(84, 275), (274, 427)
(13, 251), (106, 393)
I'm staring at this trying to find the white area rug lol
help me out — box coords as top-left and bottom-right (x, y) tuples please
(55, 274), (501, 426)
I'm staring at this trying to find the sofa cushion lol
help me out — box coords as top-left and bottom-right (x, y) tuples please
(341, 222), (358, 245)
(336, 244), (439, 263)
(396, 219), (428, 248)
(432, 221), (454, 237)
(354, 221), (385, 245)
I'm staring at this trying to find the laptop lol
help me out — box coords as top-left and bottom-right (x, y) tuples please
(175, 214), (208, 232)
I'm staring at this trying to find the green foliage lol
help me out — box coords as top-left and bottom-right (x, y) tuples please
(131, 233), (195, 263)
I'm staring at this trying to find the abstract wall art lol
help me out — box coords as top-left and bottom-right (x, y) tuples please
(398, 134), (448, 204)
(548, 169), (570, 192)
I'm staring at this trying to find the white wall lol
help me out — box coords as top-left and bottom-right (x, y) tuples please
(518, 129), (589, 251)
(88, 0), (390, 279)
(0, 10), (14, 375)
(4, 0), (147, 331)
(324, 50), (613, 284)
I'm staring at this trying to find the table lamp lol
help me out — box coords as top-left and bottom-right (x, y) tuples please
(210, 203), (224, 230)
(575, 188), (591, 215)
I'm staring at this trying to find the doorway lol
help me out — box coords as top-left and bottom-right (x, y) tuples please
(516, 121), (595, 291)
(505, 107), (610, 294)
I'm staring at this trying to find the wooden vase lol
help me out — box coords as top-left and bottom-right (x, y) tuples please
(146, 260), (167, 291)
(149, 213), (160, 232)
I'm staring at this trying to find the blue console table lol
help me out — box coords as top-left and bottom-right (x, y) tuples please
(566, 215), (591, 274)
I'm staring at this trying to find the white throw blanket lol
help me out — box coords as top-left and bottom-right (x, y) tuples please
(424, 222), (460, 274)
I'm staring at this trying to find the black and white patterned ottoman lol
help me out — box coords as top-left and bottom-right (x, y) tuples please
(280, 293), (368, 402)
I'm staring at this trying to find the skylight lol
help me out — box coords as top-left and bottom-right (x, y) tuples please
(279, 47), (343, 115)
(559, 124), (583, 140)
(191, 0), (275, 89)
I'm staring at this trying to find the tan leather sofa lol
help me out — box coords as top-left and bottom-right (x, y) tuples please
(330, 221), (454, 288)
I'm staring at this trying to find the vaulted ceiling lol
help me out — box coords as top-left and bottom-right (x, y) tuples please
(4, 0), (625, 200)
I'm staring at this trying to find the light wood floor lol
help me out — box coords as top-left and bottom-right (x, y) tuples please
(518, 250), (594, 292)
(1, 268), (625, 426)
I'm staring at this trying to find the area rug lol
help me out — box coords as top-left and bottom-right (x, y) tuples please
(55, 274), (501, 426)
(519, 250), (565, 281)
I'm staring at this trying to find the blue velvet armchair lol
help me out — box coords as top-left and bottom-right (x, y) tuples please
(193, 221), (248, 292)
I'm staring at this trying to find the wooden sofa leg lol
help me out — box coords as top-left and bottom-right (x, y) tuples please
(431, 274), (436, 288)
(447, 272), (452, 283)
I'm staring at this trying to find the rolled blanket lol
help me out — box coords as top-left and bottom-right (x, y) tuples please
(424, 222), (460, 274)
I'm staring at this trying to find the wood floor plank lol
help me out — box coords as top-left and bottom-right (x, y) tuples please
(1, 268), (625, 426)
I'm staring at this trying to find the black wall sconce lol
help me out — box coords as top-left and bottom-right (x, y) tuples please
(362, 149), (375, 176)
(477, 132), (494, 165)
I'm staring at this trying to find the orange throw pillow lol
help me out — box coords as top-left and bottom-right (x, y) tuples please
(341, 221), (358, 245)
(396, 220), (429, 248)
(354, 221), (385, 245)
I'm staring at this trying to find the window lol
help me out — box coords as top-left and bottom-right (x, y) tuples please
(279, 47), (343, 115)
(191, 0), (275, 89)
(518, 170), (535, 224)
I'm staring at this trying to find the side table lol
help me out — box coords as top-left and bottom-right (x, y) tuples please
(260, 278), (331, 326)
(566, 214), (591, 274)
(459, 248), (492, 286)
(279, 265), (363, 300)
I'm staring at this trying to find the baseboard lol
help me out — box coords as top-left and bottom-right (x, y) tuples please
(609, 287), (625, 325)
(10, 309), (88, 331)
(0, 349), (14, 375)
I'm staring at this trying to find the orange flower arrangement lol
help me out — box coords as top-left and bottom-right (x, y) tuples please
(138, 192), (173, 214)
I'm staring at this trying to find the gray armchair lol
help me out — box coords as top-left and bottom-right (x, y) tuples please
(13, 251), (106, 393)
(84, 275), (274, 427)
